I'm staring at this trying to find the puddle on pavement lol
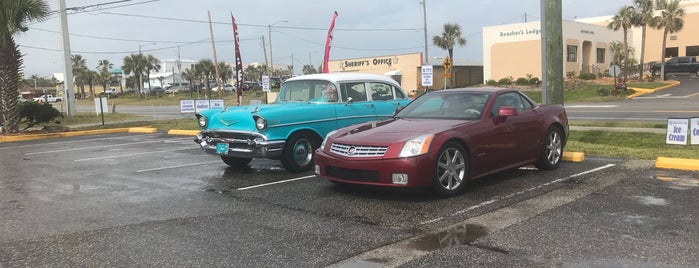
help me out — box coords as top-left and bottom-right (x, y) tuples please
(407, 224), (488, 251)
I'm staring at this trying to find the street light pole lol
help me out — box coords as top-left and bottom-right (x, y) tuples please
(268, 20), (287, 77)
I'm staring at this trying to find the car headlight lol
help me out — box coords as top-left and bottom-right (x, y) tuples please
(320, 130), (338, 150)
(399, 134), (434, 158)
(254, 116), (267, 130)
(197, 115), (207, 128)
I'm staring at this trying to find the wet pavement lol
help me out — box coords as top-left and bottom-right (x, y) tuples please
(1, 133), (698, 267)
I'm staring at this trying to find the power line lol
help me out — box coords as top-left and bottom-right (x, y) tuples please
(274, 31), (423, 52)
(98, 12), (422, 32)
(28, 26), (260, 44)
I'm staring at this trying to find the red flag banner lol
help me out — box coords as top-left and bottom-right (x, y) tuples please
(231, 13), (244, 105)
(322, 11), (338, 73)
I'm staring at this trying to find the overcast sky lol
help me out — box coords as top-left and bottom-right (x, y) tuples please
(16, 0), (631, 77)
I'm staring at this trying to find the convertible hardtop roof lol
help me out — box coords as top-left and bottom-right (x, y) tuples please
(285, 72), (401, 86)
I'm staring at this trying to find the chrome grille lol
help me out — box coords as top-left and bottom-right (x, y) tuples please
(330, 143), (388, 157)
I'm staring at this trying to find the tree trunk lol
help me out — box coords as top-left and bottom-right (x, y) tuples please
(0, 37), (22, 133)
(623, 29), (628, 82)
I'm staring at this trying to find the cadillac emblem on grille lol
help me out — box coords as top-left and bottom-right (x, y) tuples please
(347, 146), (356, 156)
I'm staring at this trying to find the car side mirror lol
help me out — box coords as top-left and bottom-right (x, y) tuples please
(345, 97), (354, 104)
(498, 106), (518, 117)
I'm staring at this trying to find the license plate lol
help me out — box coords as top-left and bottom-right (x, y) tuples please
(216, 143), (229, 154)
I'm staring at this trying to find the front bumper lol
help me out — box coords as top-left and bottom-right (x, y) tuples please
(194, 130), (285, 158)
(314, 149), (436, 188)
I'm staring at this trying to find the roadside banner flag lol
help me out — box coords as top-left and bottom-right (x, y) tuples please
(231, 13), (244, 106)
(322, 11), (338, 73)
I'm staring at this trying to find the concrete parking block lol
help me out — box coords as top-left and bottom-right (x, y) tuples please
(563, 152), (585, 162)
(656, 157), (699, 171)
(128, 127), (158, 133)
(168, 129), (200, 136)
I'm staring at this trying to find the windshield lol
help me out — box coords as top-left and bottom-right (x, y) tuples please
(396, 91), (491, 120)
(275, 80), (338, 102)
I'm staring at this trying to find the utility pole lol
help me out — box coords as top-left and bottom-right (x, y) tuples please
(422, 0), (429, 63)
(59, 0), (76, 116)
(291, 53), (294, 76)
(541, 0), (563, 105)
(268, 24), (274, 77)
(261, 35), (268, 72)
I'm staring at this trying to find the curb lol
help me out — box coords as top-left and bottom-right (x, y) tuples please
(626, 80), (681, 99)
(128, 127), (158, 133)
(656, 157), (699, 171)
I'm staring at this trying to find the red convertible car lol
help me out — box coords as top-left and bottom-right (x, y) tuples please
(313, 88), (569, 197)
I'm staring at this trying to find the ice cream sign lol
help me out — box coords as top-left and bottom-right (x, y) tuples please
(691, 117), (699, 145)
(666, 118), (690, 145)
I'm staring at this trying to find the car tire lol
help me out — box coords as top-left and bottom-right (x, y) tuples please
(281, 132), (320, 172)
(652, 69), (660, 76)
(221, 155), (252, 167)
(535, 126), (563, 170)
(432, 142), (469, 197)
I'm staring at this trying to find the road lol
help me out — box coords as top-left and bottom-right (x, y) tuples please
(566, 76), (699, 122)
(60, 76), (699, 124)
(1, 133), (698, 267)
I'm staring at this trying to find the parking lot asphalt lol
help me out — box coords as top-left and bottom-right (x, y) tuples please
(2, 125), (697, 171)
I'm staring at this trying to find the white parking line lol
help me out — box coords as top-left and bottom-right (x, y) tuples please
(136, 161), (222, 172)
(24, 138), (192, 155)
(419, 164), (616, 225)
(73, 147), (196, 161)
(0, 133), (160, 150)
(237, 175), (316, 191)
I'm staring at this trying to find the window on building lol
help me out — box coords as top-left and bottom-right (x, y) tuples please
(567, 45), (577, 62)
(596, 48), (605, 63)
(686, 46), (699, 57)
(665, 47), (679, 58)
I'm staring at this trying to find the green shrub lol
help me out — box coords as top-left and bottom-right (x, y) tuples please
(485, 79), (498, 86)
(529, 77), (540, 85)
(515, 77), (530, 85)
(497, 77), (512, 86)
(566, 71), (576, 79)
(578, 73), (597, 80)
(19, 101), (62, 131)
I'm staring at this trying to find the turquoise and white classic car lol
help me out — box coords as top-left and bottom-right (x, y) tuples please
(194, 73), (412, 172)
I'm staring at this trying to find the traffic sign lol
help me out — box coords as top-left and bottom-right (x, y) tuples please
(421, 65), (433, 87)
(443, 56), (452, 78)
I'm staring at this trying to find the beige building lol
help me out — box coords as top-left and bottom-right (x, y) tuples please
(327, 52), (483, 92)
(483, 0), (699, 82)
(483, 21), (624, 82)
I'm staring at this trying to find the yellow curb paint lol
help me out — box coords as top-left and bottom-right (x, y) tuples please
(128, 127), (158, 133)
(626, 80), (681, 99)
(168, 130), (200, 136)
(656, 157), (699, 171)
(0, 128), (132, 143)
(563, 151), (584, 162)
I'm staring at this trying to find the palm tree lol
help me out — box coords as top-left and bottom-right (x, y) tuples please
(216, 62), (233, 98)
(122, 53), (147, 95)
(85, 70), (98, 98)
(656, 0), (685, 82)
(97, 59), (113, 95)
(302, 64), (317, 75)
(607, 6), (635, 81)
(0, 0), (49, 133)
(181, 68), (196, 97)
(432, 23), (466, 87)
(196, 59), (215, 98)
(144, 55), (161, 90)
(71, 54), (89, 99)
(632, 0), (657, 80)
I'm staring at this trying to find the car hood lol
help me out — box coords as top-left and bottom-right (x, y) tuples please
(333, 118), (474, 145)
(200, 102), (333, 131)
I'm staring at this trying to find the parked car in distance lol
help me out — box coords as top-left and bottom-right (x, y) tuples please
(314, 88), (570, 197)
(164, 85), (189, 94)
(194, 73), (413, 172)
(223, 84), (235, 92)
(650, 56), (699, 76)
(100, 88), (119, 97)
(32, 94), (63, 102)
